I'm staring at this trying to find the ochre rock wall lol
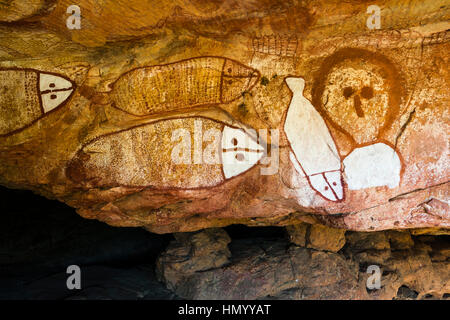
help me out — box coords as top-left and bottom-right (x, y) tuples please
(0, 0), (448, 233)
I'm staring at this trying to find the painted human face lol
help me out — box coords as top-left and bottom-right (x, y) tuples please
(321, 60), (390, 145)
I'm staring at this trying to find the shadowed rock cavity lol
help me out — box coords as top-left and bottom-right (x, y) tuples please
(157, 227), (449, 300)
(0, 186), (449, 300)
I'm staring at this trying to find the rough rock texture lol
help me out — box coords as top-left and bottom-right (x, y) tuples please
(1, 186), (448, 300)
(0, 0), (448, 234)
(387, 231), (415, 250)
(287, 222), (346, 252)
(156, 228), (449, 300)
(156, 228), (231, 290)
(307, 224), (346, 252)
(0, 0), (56, 22)
(286, 223), (308, 247)
(346, 231), (391, 251)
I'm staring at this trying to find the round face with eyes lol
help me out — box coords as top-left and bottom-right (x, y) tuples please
(321, 60), (390, 145)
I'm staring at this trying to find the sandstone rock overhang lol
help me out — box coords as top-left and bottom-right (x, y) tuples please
(0, 0), (448, 234)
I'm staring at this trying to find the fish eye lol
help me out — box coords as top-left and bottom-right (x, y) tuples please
(227, 68), (232, 73)
(231, 138), (238, 146)
(50, 94), (57, 100)
(324, 186), (329, 191)
(332, 182), (337, 186)
(49, 83), (55, 88)
(235, 153), (245, 161)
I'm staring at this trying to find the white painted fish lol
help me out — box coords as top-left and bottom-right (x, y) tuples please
(283, 76), (344, 201)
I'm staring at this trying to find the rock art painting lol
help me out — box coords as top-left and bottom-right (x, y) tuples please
(343, 143), (401, 190)
(221, 125), (264, 179)
(312, 48), (404, 146)
(283, 56), (406, 200)
(109, 57), (260, 116)
(310, 48), (405, 191)
(0, 69), (75, 137)
(0, 0), (448, 237)
(283, 77), (344, 202)
(250, 35), (298, 57)
(66, 117), (264, 189)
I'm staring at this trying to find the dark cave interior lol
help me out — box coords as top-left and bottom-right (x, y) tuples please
(0, 186), (448, 300)
(0, 186), (289, 299)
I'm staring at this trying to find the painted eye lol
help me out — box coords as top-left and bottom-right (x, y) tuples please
(221, 126), (264, 179)
(360, 86), (374, 99)
(221, 126), (264, 151)
(343, 86), (353, 99)
(41, 90), (73, 113)
(40, 73), (73, 91)
(221, 150), (263, 179)
(309, 174), (337, 201)
(324, 171), (343, 200)
(313, 49), (403, 146)
(39, 73), (74, 113)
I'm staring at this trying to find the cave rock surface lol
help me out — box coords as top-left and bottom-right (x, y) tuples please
(0, 0), (448, 234)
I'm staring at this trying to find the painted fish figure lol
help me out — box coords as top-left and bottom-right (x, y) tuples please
(66, 117), (264, 189)
(109, 56), (260, 116)
(0, 69), (75, 136)
(283, 76), (344, 201)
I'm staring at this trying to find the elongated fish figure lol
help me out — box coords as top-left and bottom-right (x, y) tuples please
(109, 56), (260, 116)
(66, 117), (264, 189)
(283, 77), (344, 201)
(0, 68), (75, 136)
